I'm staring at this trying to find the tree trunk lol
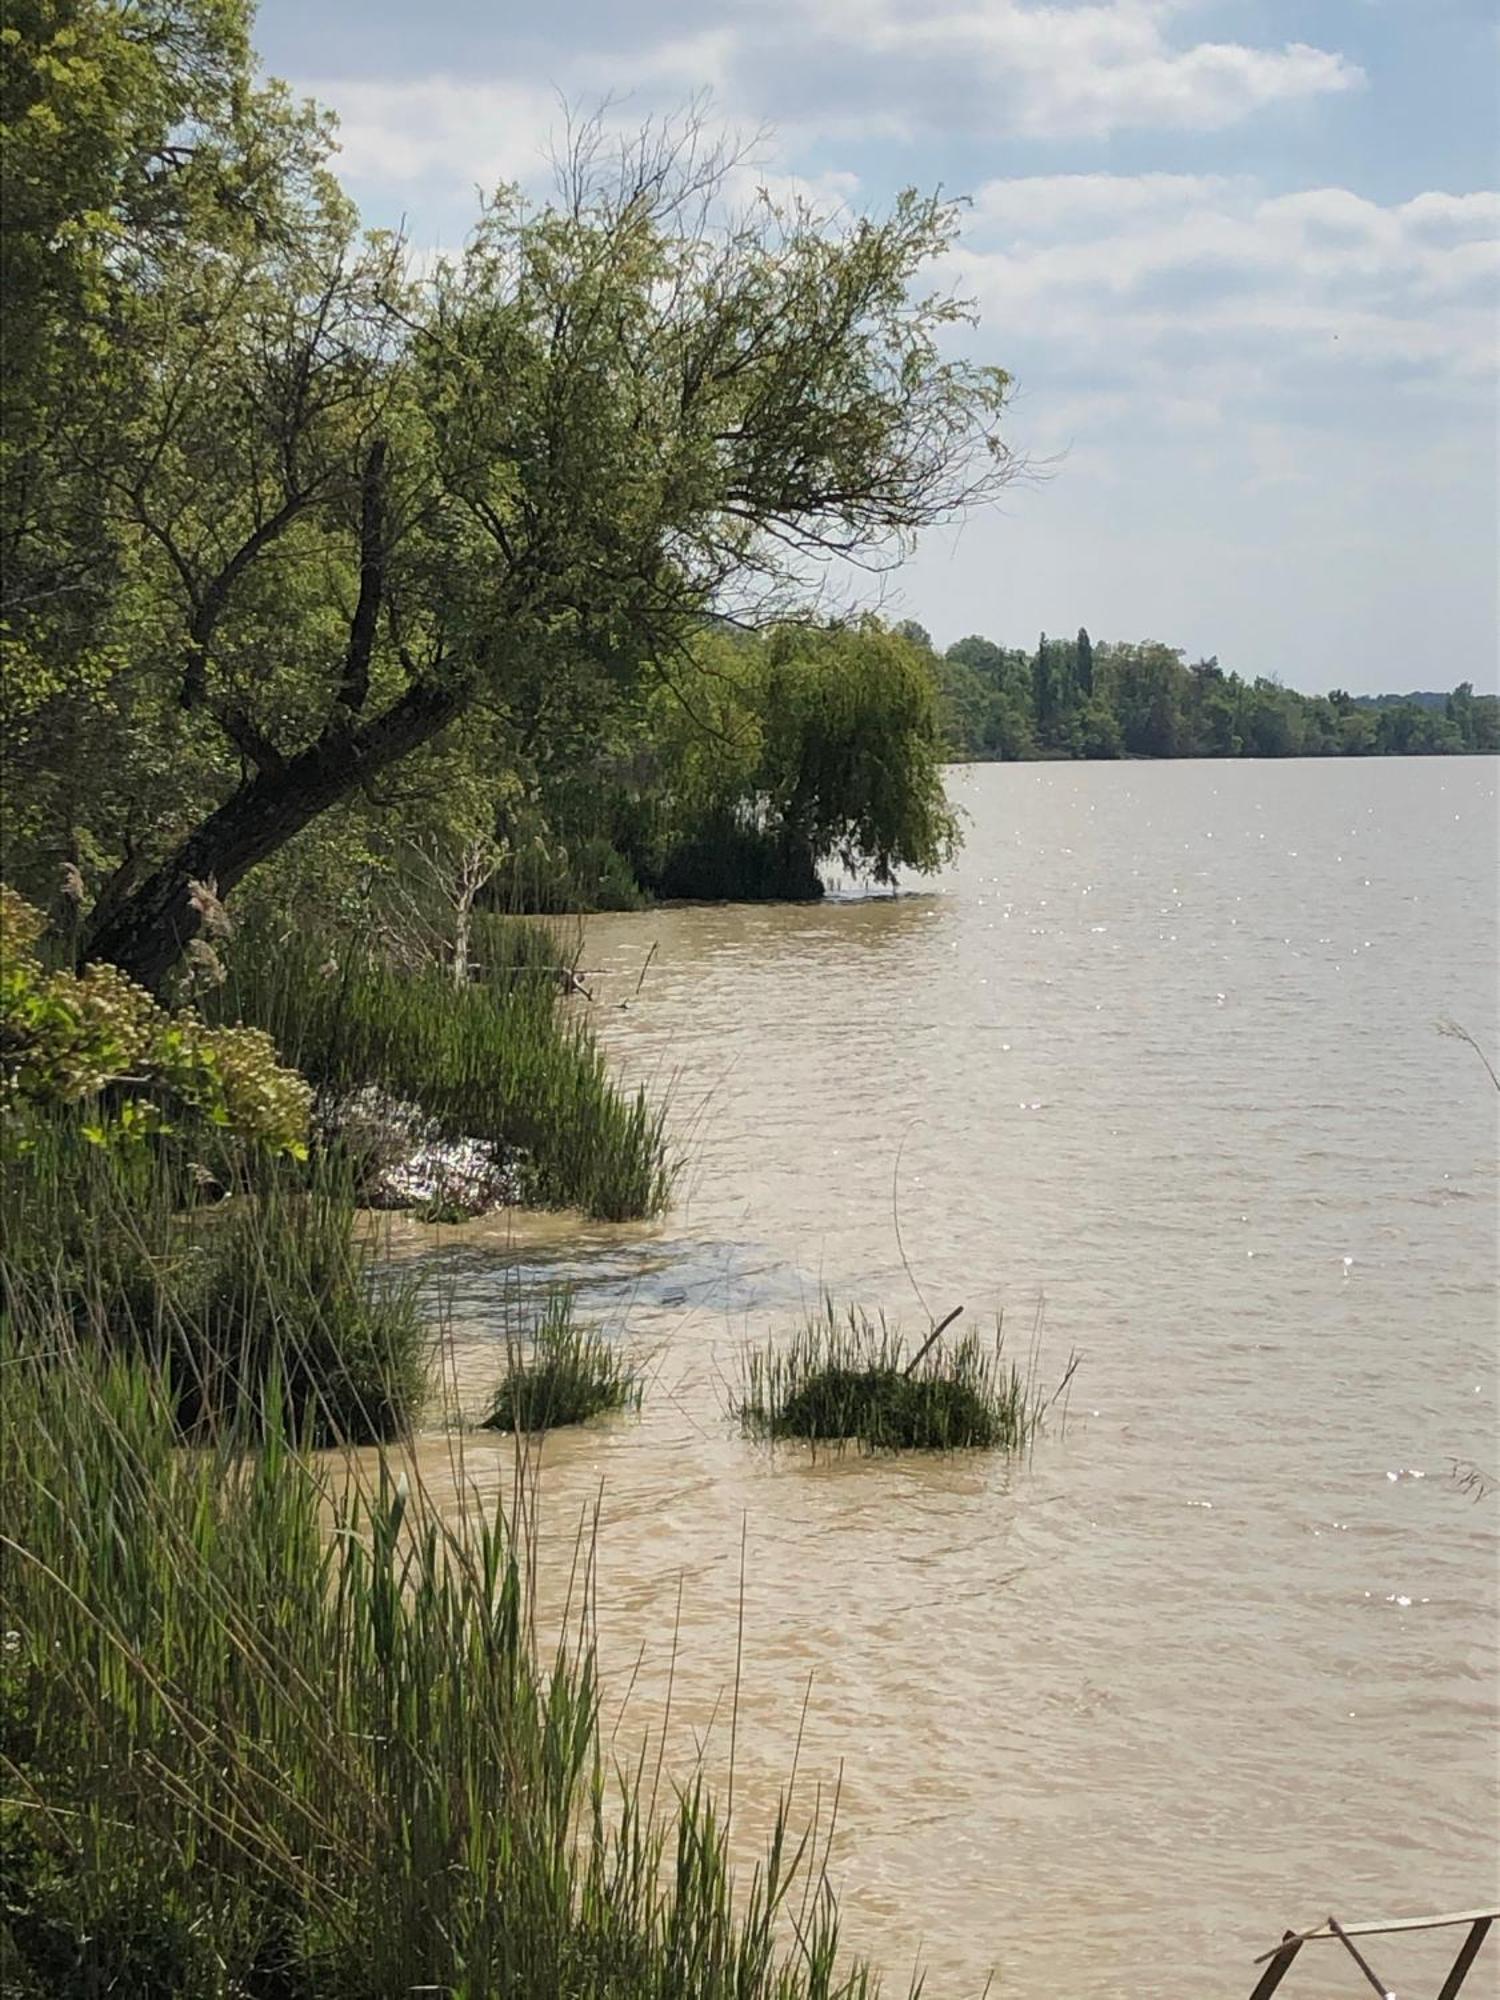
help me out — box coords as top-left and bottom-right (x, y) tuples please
(82, 680), (467, 990)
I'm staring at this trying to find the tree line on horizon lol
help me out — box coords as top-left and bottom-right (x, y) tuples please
(896, 622), (1499, 762)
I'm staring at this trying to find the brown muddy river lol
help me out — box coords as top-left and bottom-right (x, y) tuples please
(389, 757), (1499, 1998)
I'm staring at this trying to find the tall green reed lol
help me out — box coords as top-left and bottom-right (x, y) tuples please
(210, 920), (675, 1222)
(1, 1119), (427, 1444)
(0, 1327), (885, 1999)
(482, 1290), (644, 1434)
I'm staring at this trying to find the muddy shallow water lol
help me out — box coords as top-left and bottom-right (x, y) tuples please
(378, 758), (1499, 1998)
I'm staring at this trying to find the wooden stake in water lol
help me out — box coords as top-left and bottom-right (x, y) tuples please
(902, 1305), (964, 1379)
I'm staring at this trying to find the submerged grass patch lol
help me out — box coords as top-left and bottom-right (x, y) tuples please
(481, 1293), (643, 1434)
(738, 1298), (1069, 1454)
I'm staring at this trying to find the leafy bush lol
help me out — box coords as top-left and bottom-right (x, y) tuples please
(481, 1293), (642, 1433)
(738, 1297), (1065, 1454)
(1, 885), (311, 1159)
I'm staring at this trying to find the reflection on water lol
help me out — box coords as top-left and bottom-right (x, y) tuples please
(408, 1235), (810, 1322)
(390, 758), (1500, 2000)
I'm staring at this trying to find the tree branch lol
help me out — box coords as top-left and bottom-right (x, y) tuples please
(179, 485), (328, 710)
(209, 703), (287, 776)
(329, 438), (387, 726)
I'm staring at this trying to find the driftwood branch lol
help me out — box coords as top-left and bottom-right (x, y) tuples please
(902, 1305), (964, 1379)
(1437, 1017), (1500, 1094)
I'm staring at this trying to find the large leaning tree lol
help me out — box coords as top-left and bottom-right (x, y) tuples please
(2, 0), (1018, 990)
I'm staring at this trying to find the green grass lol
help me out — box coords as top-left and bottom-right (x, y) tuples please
(481, 1293), (643, 1434)
(0, 1331), (884, 1999)
(208, 919), (675, 1222)
(1, 1119), (427, 1445)
(738, 1297), (1069, 1454)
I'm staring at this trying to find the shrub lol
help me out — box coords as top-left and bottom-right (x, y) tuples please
(481, 1293), (642, 1433)
(738, 1297), (1066, 1454)
(0, 884), (311, 1160)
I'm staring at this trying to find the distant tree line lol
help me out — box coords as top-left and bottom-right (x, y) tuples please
(897, 623), (1500, 761)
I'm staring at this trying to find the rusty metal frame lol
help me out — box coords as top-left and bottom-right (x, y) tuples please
(1248, 1908), (1497, 1999)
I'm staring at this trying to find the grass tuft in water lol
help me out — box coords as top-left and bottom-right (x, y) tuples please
(738, 1297), (1067, 1454)
(481, 1293), (643, 1434)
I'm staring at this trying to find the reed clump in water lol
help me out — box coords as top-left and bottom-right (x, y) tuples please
(481, 1293), (643, 1434)
(0, 1327), (879, 1998)
(738, 1297), (1063, 1454)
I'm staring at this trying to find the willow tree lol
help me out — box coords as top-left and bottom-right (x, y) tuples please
(3, 4), (1018, 989)
(752, 621), (958, 886)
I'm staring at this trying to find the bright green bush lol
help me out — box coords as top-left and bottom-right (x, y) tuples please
(1, 885), (311, 1160)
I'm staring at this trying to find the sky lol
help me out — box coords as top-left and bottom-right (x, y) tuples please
(251, 1), (1499, 695)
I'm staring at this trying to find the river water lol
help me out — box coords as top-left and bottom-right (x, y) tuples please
(401, 757), (1499, 1998)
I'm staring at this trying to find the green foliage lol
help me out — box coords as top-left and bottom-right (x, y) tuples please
(1075, 627), (1094, 699)
(0, 1337), (882, 1998)
(737, 1298), (1060, 1455)
(1, 0), (345, 873)
(1, 1124), (427, 1442)
(3, 0), (1016, 987)
(755, 622), (959, 885)
(935, 638), (1035, 760)
(207, 920), (674, 1222)
(516, 618), (961, 905)
(481, 1293), (642, 1433)
(491, 834), (651, 914)
(1068, 695), (1124, 760)
(0, 884), (310, 1157)
(937, 635), (1498, 764)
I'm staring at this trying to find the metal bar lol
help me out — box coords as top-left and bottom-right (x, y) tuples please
(1248, 1934), (1304, 2000)
(1435, 1916), (1492, 2000)
(1328, 1915), (1397, 1998)
(1256, 1910), (1500, 1955)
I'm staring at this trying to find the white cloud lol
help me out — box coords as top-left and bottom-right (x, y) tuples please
(309, 76), (563, 193)
(303, 0), (1366, 199)
(946, 173), (1500, 397)
(287, 12), (1492, 691)
(804, 2), (1364, 138)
